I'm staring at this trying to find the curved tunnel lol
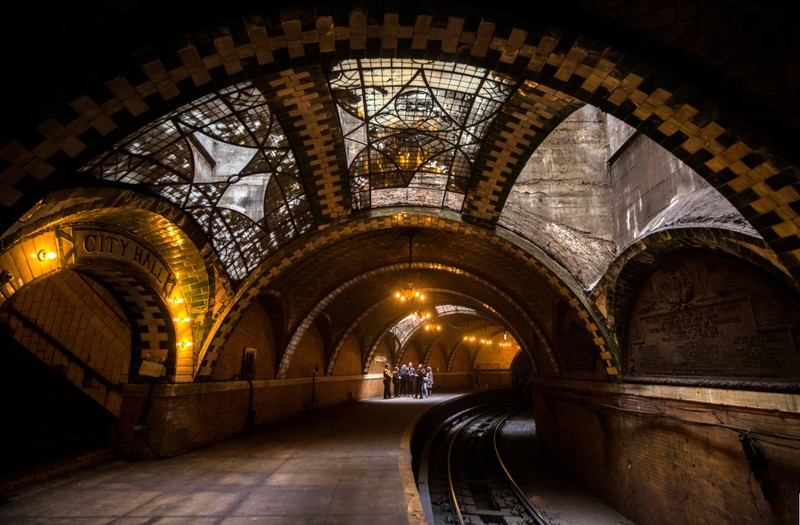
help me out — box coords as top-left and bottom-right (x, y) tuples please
(0, 2), (798, 523)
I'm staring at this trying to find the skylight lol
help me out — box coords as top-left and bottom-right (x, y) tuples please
(82, 83), (315, 282)
(329, 59), (516, 211)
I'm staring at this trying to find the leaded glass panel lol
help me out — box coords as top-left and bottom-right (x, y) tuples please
(81, 82), (315, 283)
(329, 59), (516, 211)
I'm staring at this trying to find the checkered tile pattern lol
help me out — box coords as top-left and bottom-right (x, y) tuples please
(194, 214), (616, 380)
(0, 4), (797, 284)
(256, 67), (351, 223)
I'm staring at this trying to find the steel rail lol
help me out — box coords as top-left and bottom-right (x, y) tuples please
(446, 406), (498, 525)
(492, 409), (550, 525)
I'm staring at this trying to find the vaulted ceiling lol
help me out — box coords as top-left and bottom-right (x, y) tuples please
(1, 1), (798, 381)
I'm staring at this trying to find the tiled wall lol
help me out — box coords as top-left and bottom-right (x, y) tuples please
(6, 270), (130, 414)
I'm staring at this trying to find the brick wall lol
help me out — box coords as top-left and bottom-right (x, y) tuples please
(211, 298), (277, 381)
(431, 372), (472, 390)
(331, 332), (363, 375)
(116, 376), (386, 459)
(288, 326), (325, 379)
(7, 270), (129, 414)
(426, 344), (447, 377)
(533, 379), (800, 525)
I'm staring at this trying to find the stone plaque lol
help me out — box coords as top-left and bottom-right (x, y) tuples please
(627, 254), (800, 379)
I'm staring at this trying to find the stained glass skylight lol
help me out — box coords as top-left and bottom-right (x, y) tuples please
(81, 83), (315, 282)
(328, 59), (517, 211)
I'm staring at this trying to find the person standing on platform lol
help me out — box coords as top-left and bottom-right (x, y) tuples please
(392, 367), (401, 398)
(383, 364), (392, 399)
(425, 366), (433, 397)
(399, 364), (409, 397)
(408, 365), (417, 398)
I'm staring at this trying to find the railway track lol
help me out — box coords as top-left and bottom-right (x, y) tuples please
(417, 400), (550, 525)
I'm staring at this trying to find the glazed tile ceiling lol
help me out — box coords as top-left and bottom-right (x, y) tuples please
(82, 59), (517, 282)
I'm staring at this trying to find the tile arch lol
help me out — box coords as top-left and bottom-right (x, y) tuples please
(0, 194), (224, 380)
(76, 266), (178, 382)
(0, 187), (228, 324)
(2, 5), (798, 286)
(194, 210), (609, 379)
(326, 296), (394, 376)
(280, 262), (547, 380)
(364, 292), (532, 377)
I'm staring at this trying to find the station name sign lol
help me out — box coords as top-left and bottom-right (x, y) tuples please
(74, 229), (175, 294)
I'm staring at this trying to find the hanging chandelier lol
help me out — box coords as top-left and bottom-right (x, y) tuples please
(394, 229), (425, 304)
(420, 294), (441, 332)
(395, 282), (425, 302)
(424, 321), (442, 332)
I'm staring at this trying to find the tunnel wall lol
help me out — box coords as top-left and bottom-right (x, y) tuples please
(114, 371), (485, 460)
(115, 375), (384, 459)
(532, 378), (800, 525)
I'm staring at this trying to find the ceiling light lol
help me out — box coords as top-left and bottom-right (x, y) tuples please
(36, 249), (57, 261)
(396, 282), (425, 302)
(393, 229), (425, 304)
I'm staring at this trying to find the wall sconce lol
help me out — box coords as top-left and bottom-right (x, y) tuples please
(173, 316), (191, 323)
(178, 340), (193, 348)
(36, 249), (57, 261)
(168, 296), (185, 305)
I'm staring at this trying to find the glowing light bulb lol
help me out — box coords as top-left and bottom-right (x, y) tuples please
(35, 250), (57, 261)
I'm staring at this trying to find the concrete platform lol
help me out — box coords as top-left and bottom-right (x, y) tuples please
(0, 390), (634, 524)
(0, 392), (453, 524)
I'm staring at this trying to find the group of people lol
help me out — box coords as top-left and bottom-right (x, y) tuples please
(383, 362), (433, 399)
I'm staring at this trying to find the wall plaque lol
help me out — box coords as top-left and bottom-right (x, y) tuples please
(627, 254), (800, 379)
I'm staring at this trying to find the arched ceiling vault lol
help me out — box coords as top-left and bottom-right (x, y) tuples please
(324, 290), (498, 374)
(1, 2), (799, 284)
(354, 291), (530, 374)
(257, 259), (556, 379)
(1, 2), (798, 387)
(190, 213), (608, 379)
(0, 189), (226, 339)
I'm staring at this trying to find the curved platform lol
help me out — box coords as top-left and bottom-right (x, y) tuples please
(0, 390), (631, 524)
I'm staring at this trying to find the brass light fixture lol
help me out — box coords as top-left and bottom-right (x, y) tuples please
(421, 292), (442, 332)
(35, 249), (57, 262)
(423, 321), (442, 332)
(394, 229), (425, 304)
